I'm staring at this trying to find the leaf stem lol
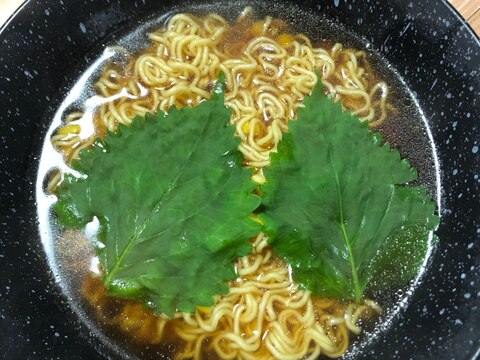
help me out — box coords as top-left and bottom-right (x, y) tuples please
(339, 222), (362, 302)
(330, 147), (362, 303)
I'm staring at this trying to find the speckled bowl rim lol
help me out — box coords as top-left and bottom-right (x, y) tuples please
(0, 0), (479, 359)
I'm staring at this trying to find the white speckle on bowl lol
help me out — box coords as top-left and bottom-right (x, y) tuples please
(23, 70), (33, 79)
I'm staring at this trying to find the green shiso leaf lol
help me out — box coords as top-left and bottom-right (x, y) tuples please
(261, 79), (439, 302)
(54, 76), (261, 316)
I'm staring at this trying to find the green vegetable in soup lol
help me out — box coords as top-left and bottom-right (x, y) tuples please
(54, 74), (438, 315)
(261, 80), (439, 302)
(54, 77), (261, 316)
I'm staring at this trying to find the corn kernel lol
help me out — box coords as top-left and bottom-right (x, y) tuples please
(277, 34), (293, 47)
(241, 121), (250, 134)
(57, 124), (81, 135)
(252, 21), (264, 35)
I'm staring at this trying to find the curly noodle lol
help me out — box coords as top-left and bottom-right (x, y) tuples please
(54, 9), (385, 360)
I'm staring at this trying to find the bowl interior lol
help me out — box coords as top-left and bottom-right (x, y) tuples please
(0, 0), (478, 359)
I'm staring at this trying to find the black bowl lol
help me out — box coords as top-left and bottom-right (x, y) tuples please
(0, 0), (479, 359)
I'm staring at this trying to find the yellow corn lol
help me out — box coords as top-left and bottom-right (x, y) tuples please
(252, 21), (264, 36)
(242, 120), (261, 135)
(57, 124), (81, 135)
(241, 121), (250, 134)
(277, 34), (293, 47)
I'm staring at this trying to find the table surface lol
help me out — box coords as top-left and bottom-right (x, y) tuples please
(450, 0), (480, 32)
(1, 0), (480, 33)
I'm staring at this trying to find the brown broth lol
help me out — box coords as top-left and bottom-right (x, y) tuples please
(36, 4), (439, 360)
